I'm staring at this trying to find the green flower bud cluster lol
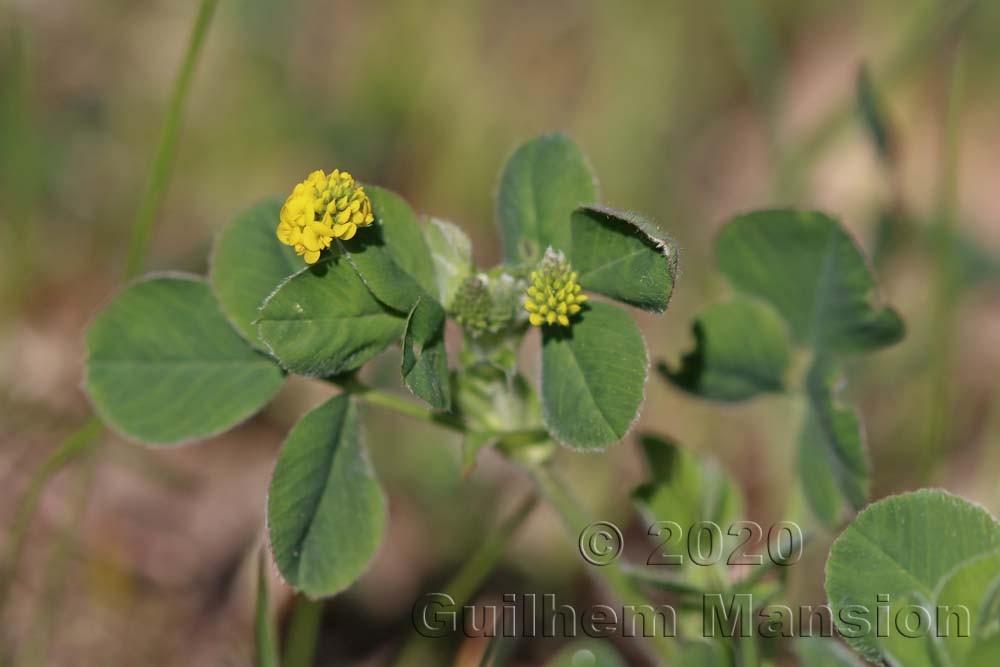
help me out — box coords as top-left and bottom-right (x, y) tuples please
(451, 269), (528, 338)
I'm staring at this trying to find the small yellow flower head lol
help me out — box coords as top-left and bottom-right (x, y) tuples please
(525, 248), (588, 327)
(276, 169), (375, 263)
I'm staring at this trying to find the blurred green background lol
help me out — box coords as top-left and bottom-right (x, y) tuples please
(2, 0), (999, 665)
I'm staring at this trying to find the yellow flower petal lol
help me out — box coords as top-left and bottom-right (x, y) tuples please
(278, 168), (374, 264)
(524, 248), (587, 328)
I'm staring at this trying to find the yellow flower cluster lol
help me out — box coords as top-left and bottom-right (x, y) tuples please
(276, 169), (375, 263)
(525, 249), (588, 327)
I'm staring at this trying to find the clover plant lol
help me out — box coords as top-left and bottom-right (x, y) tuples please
(84, 133), (676, 599)
(82, 133), (1000, 666)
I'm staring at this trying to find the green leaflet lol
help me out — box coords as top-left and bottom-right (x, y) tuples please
(570, 205), (677, 313)
(340, 185), (436, 313)
(257, 256), (405, 377)
(797, 361), (870, 527)
(423, 217), (473, 308)
(497, 133), (598, 265)
(209, 197), (302, 348)
(935, 549), (1000, 664)
(85, 274), (284, 446)
(632, 434), (744, 587)
(401, 296), (451, 410)
(663, 297), (790, 402)
(541, 301), (647, 449)
(825, 490), (1000, 663)
(716, 209), (903, 354)
(267, 394), (386, 598)
(633, 434), (744, 533)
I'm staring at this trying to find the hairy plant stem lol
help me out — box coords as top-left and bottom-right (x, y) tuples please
(531, 464), (676, 663)
(282, 595), (324, 667)
(329, 375), (550, 448)
(392, 493), (539, 666)
(255, 548), (280, 667)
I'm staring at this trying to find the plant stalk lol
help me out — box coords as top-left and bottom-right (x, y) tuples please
(255, 548), (280, 667)
(392, 493), (538, 666)
(123, 0), (220, 279)
(531, 464), (676, 662)
(0, 416), (102, 619)
(774, 0), (976, 200)
(282, 595), (324, 667)
(330, 376), (550, 449)
(922, 39), (967, 483)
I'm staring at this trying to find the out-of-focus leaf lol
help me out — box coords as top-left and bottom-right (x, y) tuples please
(633, 434), (744, 532)
(825, 490), (1000, 662)
(793, 637), (864, 666)
(455, 367), (540, 473)
(267, 394), (385, 598)
(632, 434), (743, 585)
(85, 274), (284, 445)
(967, 633), (1000, 667)
(877, 594), (941, 667)
(401, 296), (451, 410)
(797, 361), (869, 527)
(461, 432), (496, 477)
(497, 133), (598, 265)
(544, 640), (627, 667)
(570, 205), (677, 313)
(662, 298), (790, 401)
(454, 366), (540, 434)
(210, 198), (302, 347)
(674, 640), (733, 666)
(541, 302), (646, 449)
(935, 549), (1000, 664)
(716, 210), (903, 354)
(257, 256), (405, 377)
(857, 64), (894, 163)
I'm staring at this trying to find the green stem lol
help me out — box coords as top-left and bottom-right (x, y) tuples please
(0, 16), (41, 304)
(716, 0), (781, 153)
(123, 0), (220, 279)
(330, 376), (550, 448)
(922, 39), (967, 483)
(20, 447), (99, 667)
(622, 563), (712, 601)
(0, 417), (103, 617)
(392, 493), (538, 666)
(731, 531), (813, 594)
(357, 384), (465, 430)
(774, 0), (976, 200)
(255, 549), (280, 667)
(531, 464), (676, 662)
(282, 596), (324, 667)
